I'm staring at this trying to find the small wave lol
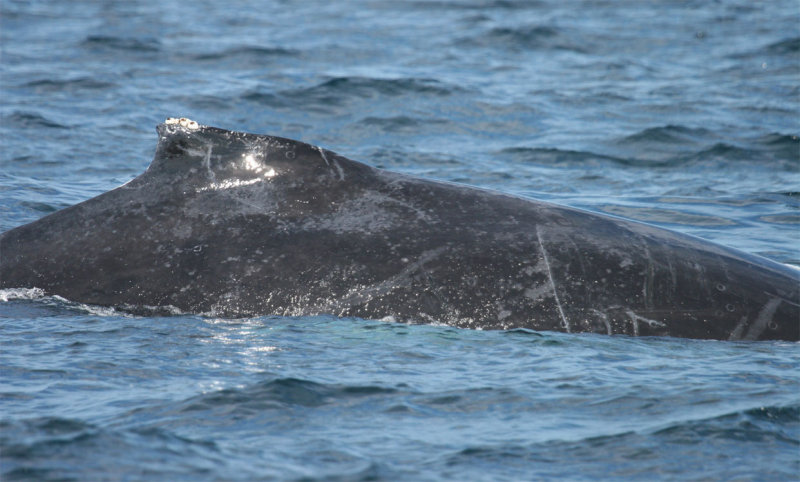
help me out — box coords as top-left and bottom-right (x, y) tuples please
(7, 417), (93, 435)
(0, 287), (45, 302)
(613, 129), (799, 168)
(759, 213), (800, 225)
(241, 90), (284, 106)
(19, 200), (61, 214)
(502, 329), (569, 346)
(243, 76), (461, 112)
(298, 76), (459, 98)
(757, 132), (799, 146)
(753, 133), (800, 166)
(66, 301), (128, 317)
(180, 377), (397, 413)
(504, 132), (799, 171)
(0, 287), (133, 317)
(597, 205), (737, 226)
(502, 327), (545, 337)
(120, 303), (186, 316)
(0, 417), (97, 461)
(439, 404), (799, 478)
(1, 417), (221, 480)
(497, 147), (651, 167)
(357, 115), (451, 133)
(651, 404), (800, 447)
(368, 148), (461, 171)
(684, 142), (758, 162)
(676, 141), (800, 170)
(406, 0), (542, 10)
(463, 25), (587, 53)
(82, 35), (161, 52)
(730, 36), (800, 60)
(177, 377), (527, 418)
(4, 111), (67, 129)
(765, 37), (800, 55)
(736, 405), (799, 424)
(188, 45), (298, 61)
(27, 294), (125, 317)
(22, 78), (116, 92)
(414, 387), (526, 413)
(617, 125), (713, 145)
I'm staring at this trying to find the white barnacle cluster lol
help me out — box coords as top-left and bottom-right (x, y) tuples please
(165, 117), (200, 130)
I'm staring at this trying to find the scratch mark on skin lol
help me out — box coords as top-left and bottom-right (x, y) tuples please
(728, 316), (749, 341)
(566, 237), (588, 276)
(203, 144), (215, 182)
(743, 298), (782, 341)
(317, 146), (330, 166)
(626, 310), (666, 336)
(318, 147), (345, 181)
(591, 309), (612, 335)
(536, 226), (570, 332)
(639, 237), (655, 311)
(382, 195), (431, 222)
(765, 291), (800, 309)
(667, 256), (677, 292)
(223, 191), (265, 212)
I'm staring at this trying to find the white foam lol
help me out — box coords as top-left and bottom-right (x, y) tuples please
(66, 298), (128, 317)
(121, 303), (186, 316)
(0, 288), (134, 317)
(0, 287), (45, 302)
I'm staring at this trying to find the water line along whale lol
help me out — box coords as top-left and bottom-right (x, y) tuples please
(1, 119), (798, 340)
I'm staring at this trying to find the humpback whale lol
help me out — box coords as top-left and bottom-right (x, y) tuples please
(1, 118), (798, 341)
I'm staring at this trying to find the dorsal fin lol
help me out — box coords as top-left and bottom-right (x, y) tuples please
(147, 118), (366, 184)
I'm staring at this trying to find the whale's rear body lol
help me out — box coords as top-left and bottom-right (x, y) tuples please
(1, 121), (798, 340)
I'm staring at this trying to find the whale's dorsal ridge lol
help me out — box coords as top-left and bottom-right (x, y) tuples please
(0, 120), (798, 340)
(148, 118), (366, 185)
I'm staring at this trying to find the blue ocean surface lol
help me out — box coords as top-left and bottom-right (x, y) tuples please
(1, 0), (798, 480)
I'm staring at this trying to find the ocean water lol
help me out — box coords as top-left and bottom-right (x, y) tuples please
(1, 0), (798, 480)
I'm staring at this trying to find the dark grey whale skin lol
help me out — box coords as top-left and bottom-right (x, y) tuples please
(1, 123), (798, 341)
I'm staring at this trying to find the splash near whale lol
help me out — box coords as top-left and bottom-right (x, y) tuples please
(1, 119), (798, 340)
